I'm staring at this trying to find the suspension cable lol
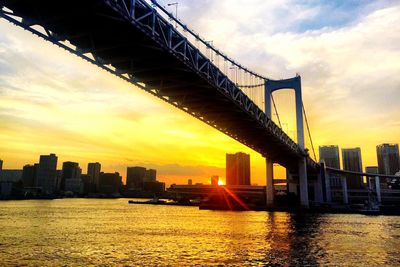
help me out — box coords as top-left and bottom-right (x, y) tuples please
(302, 102), (317, 161)
(271, 94), (282, 128)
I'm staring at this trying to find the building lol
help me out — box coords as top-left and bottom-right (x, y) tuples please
(22, 164), (38, 187)
(1, 170), (23, 182)
(211, 175), (219, 186)
(87, 162), (101, 192)
(99, 172), (122, 195)
(62, 162), (82, 194)
(319, 145), (340, 169)
(126, 166), (146, 189)
(226, 152), (250, 185)
(0, 159), (3, 180)
(342, 148), (363, 189)
(377, 144), (400, 175)
(145, 169), (157, 182)
(188, 179), (193, 185)
(143, 181), (165, 195)
(36, 153), (58, 194)
(81, 174), (92, 195)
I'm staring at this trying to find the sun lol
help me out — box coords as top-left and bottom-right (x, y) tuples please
(218, 180), (225, 186)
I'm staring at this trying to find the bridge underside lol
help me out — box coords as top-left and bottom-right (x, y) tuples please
(0, 0), (317, 173)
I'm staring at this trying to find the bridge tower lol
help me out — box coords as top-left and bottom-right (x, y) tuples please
(264, 75), (309, 208)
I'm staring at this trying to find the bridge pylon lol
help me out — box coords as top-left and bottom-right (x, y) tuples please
(264, 75), (309, 208)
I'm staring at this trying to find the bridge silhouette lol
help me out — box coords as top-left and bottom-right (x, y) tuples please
(1, 0), (320, 207)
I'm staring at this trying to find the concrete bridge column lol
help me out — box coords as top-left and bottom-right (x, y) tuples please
(341, 176), (348, 204)
(320, 161), (332, 203)
(315, 171), (324, 204)
(265, 157), (274, 207)
(375, 176), (382, 203)
(298, 157), (309, 208)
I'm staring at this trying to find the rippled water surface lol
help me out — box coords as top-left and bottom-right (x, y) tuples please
(0, 199), (399, 266)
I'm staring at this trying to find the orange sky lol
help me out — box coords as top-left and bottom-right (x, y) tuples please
(0, 3), (399, 186)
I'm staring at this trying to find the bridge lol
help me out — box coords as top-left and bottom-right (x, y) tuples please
(0, 0), (320, 207)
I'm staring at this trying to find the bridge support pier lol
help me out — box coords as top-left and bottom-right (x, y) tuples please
(374, 176), (382, 204)
(298, 157), (309, 208)
(315, 170), (324, 204)
(265, 157), (274, 207)
(341, 176), (349, 204)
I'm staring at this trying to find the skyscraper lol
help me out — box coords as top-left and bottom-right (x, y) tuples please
(36, 153), (58, 194)
(22, 164), (38, 188)
(319, 145), (340, 169)
(342, 148), (363, 189)
(126, 166), (146, 189)
(88, 162), (101, 191)
(145, 169), (157, 182)
(226, 152), (250, 185)
(62, 161), (82, 194)
(99, 172), (122, 195)
(377, 144), (400, 175)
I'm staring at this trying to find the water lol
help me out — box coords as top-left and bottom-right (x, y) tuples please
(0, 199), (399, 266)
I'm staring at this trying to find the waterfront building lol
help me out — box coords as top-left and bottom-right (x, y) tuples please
(145, 169), (157, 182)
(36, 154), (58, 194)
(143, 181), (165, 195)
(377, 144), (400, 175)
(99, 172), (122, 195)
(226, 152), (250, 185)
(1, 170), (23, 182)
(81, 174), (92, 195)
(126, 166), (146, 189)
(22, 164), (38, 187)
(87, 162), (101, 192)
(319, 145), (340, 169)
(0, 159), (3, 180)
(342, 148), (363, 189)
(211, 175), (219, 186)
(62, 162), (82, 194)
(319, 145), (341, 187)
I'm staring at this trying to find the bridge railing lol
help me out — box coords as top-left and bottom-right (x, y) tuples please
(324, 166), (400, 205)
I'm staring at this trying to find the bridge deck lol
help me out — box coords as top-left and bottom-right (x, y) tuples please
(0, 0), (318, 172)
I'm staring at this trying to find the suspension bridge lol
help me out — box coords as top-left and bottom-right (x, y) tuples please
(0, 0), (320, 207)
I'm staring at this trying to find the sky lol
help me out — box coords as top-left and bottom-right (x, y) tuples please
(0, 1), (399, 185)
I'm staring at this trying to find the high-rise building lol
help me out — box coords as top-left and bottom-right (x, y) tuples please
(99, 172), (122, 195)
(22, 164), (38, 187)
(226, 152), (250, 185)
(145, 169), (157, 182)
(211, 175), (219, 186)
(319, 145), (340, 169)
(342, 148), (363, 189)
(126, 166), (146, 189)
(0, 159), (3, 180)
(377, 144), (400, 175)
(62, 162), (82, 194)
(88, 162), (101, 192)
(188, 179), (193, 185)
(36, 153), (58, 194)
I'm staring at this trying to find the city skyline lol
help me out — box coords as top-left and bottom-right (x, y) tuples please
(2, 142), (399, 187)
(0, 1), (399, 186)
